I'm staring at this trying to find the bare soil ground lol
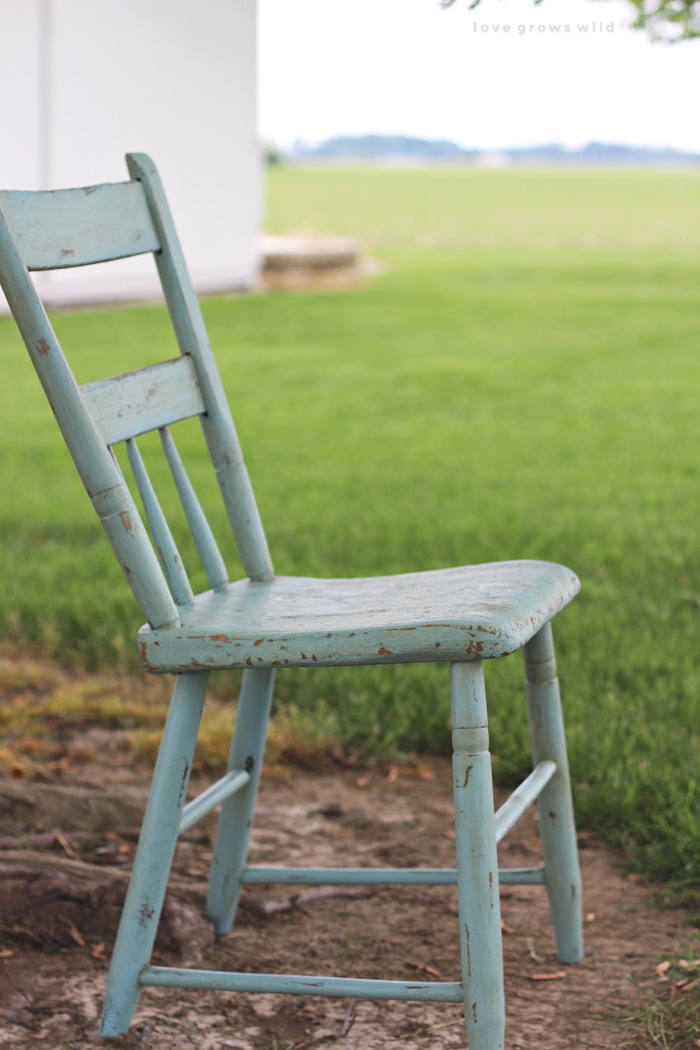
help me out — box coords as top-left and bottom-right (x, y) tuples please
(0, 706), (695, 1049)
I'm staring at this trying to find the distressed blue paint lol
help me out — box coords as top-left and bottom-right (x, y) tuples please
(240, 865), (547, 886)
(494, 759), (557, 844)
(0, 181), (159, 270)
(207, 668), (275, 935)
(140, 967), (464, 1002)
(178, 769), (250, 836)
(136, 562), (580, 673)
(451, 662), (505, 1050)
(0, 195), (178, 630)
(84, 356), (205, 447)
(0, 155), (584, 1048)
(524, 623), (584, 964)
(125, 153), (274, 584)
(99, 672), (209, 1037)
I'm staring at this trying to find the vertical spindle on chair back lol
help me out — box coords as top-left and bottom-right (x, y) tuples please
(0, 154), (273, 629)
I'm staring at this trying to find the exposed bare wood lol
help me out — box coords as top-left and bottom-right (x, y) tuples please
(82, 356), (205, 447)
(0, 181), (159, 271)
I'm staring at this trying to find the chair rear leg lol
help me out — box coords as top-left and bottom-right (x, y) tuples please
(524, 622), (583, 964)
(100, 671), (209, 1038)
(451, 661), (505, 1050)
(207, 667), (275, 935)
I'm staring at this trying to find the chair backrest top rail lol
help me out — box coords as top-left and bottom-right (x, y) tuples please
(0, 180), (160, 271)
(81, 355), (206, 447)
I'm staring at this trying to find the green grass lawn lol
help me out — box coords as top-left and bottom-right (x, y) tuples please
(2, 166), (700, 885)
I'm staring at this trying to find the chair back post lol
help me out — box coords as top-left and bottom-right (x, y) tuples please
(126, 153), (274, 583)
(0, 205), (179, 630)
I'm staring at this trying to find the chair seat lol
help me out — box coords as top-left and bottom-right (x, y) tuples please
(137, 559), (579, 673)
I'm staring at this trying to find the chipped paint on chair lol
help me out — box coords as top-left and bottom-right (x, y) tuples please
(0, 155), (583, 1050)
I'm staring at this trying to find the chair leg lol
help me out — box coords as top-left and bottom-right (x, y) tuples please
(100, 671), (209, 1038)
(207, 667), (275, 936)
(451, 661), (505, 1050)
(524, 622), (584, 964)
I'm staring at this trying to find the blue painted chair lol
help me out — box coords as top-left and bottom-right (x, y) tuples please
(0, 155), (583, 1049)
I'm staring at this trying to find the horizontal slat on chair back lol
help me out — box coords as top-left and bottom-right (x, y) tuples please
(0, 181), (160, 271)
(81, 356), (205, 447)
(0, 153), (275, 632)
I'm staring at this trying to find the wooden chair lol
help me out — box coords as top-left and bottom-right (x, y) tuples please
(0, 155), (583, 1049)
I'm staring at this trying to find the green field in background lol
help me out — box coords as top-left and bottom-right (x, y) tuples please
(2, 165), (700, 884)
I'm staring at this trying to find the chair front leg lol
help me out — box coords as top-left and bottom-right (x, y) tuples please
(524, 622), (583, 964)
(207, 667), (275, 935)
(100, 671), (209, 1038)
(451, 661), (505, 1050)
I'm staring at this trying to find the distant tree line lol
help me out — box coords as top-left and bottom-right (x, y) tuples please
(293, 135), (474, 163)
(287, 136), (700, 166)
(441, 0), (700, 40)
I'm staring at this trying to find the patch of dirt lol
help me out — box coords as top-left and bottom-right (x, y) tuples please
(0, 716), (694, 1048)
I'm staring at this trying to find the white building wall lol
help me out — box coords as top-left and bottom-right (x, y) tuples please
(0, 0), (259, 310)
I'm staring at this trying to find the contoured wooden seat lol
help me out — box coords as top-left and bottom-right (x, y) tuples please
(138, 561), (580, 672)
(0, 154), (583, 1050)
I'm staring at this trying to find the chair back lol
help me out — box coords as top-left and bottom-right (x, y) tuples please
(0, 154), (273, 630)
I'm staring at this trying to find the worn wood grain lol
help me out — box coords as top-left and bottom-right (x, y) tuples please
(81, 356), (205, 447)
(137, 560), (580, 673)
(0, 181), (159, 271)
(160, 427), (229, 592)
(126, 437), (194, 607)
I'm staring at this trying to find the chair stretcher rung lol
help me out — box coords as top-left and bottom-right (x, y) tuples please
(178, 769), (250, 834)
(494, 759), (557, 844)
(241, 865), (546, 886)
(140, 966), (464, 1002)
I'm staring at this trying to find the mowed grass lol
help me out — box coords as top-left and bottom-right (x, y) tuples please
(2, 166), (700, 885)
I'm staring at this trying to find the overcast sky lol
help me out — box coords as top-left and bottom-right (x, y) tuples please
(258, 0), (699, 152)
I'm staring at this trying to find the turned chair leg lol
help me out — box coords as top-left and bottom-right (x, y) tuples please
(100, 671), (209, 1038)
(451, 661), (506, 1050)
(524, 622), (583, 964)
(207, 667), (275, 935)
